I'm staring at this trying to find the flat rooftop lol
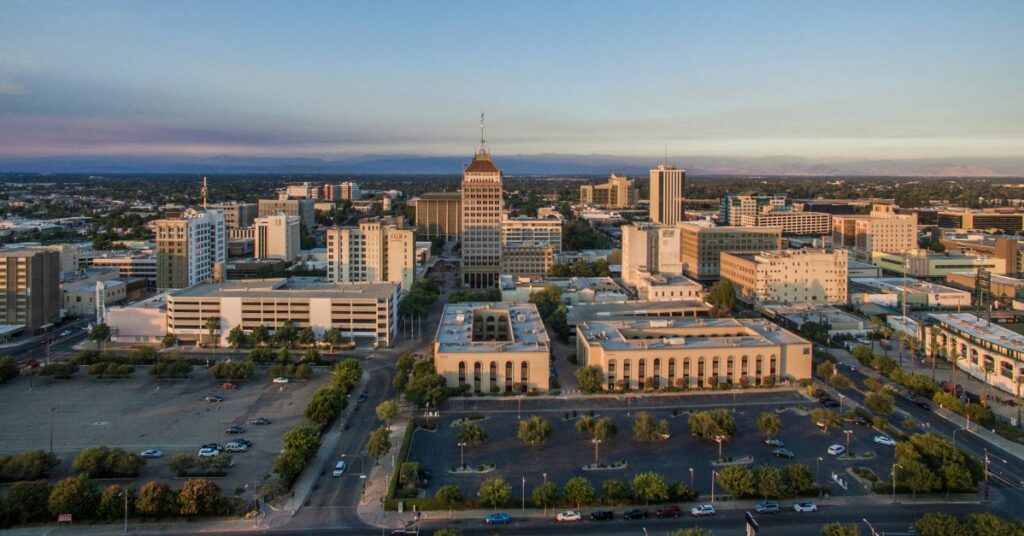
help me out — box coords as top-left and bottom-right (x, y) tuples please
(850, 277), (969, 295)
(435, 302), (549, 354)
(578, 317), (808, 352)
(499, 275), (621, 293)
(929, 313), (1024, 352)
(638, 273), (702, 287)
(567, 299), (712, 325)
(170, 277), (398, 300)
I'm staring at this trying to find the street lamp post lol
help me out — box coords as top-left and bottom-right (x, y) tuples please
(815, 456), (823, 485)
(121, 489), (128, 534)
(689, 467), (694, 488)
(457, 442), (467, 469)
(984, 449), (990, 501)
(844, 429), (853, 454)
(711, 470), (718, 504)
(521, 476), (526, 513)
(839, 394), (845, 411)
(591, 438), (602, 465)
(891, 463), (904, 504)
(714, 435), (725, 461)
(862, 518), (881, 536)
(49, 406), (56, 454)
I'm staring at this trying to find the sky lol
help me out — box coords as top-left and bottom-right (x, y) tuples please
(1, 0), (1023, 161)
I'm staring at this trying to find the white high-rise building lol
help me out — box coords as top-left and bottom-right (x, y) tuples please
(832, 203), (917, 262)
(649, 164), (686, 225)
(254, 213), (301, 261)
(720, 249), (849, 306)
(154, 208), (226, 291)
(326, 217), (416, 291)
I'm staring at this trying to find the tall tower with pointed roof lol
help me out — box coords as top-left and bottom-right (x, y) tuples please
(460, 113), (504, 288)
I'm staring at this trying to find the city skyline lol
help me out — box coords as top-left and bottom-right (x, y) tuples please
(1, 0), (1022, 165)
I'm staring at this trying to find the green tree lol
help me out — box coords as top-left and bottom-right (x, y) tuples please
(915, 512), (966, 536)
(575, 366), (605, 393)
(531, 481), (559, 511)
(708, 279), (736, 316)
(295, 362), (312, 380)
(562, 476), (595, 509)
(435, 484), (463, 517)
(297, 327), (316, 347)
(333, 359), (362, 392)
(177, 479), (221, 515)
(323, 328), (342, 351)
(393, 354), (415, 391)
(477, 477), (512, 510)
(601, 479), (629, 505)
(517, 415), (553, 445)
(252, 325), (270, 347)
(820, 524), (861, 536)
(0, 355), (18, 382)
(203, 317), (220, 348)
(816, 362), (835, 382)
(810, 407), (840, 434)
(135, 481), (177, 516)
(305, 387), (345, 427)
(963, 512), (1024, 536)
(98, 484), (132, 521)
(866, 391), (895, 416)
(716, 466), (755, 498)
(687, 409), (735, 440)
(273, 320), (297, 348)
(161, 333), (176, 348)
(376, 399), (399, 430)
(5, 480), (51, 524)
(631, 472), (669, 505)
(782, 463), (814, 498)
(898, 460), (942, 498)
(283, 426), (321, 460)
(366, 426), (392, 460)
(756, 412), (782, 440)
(48, 476), (98, 520)
(633, 411), (671, 442)
(226, 326), (247, 349)
(458, 423), (488, 446)
(87, 323), (111, 351)
(273, 449), (307, 482)
(754, 465), (784, 500)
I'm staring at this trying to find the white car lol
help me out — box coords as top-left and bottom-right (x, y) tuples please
(874, 435), (896, 446)
(691, 504), (716, 517)
(556, 510), (582, 522)
(272, 377), (290, 384)
(827, 444), (846, 456)
(197, 447), (220, 457)
(140, 449), (163, 458)
(332, 460), (347, 477)
(794, 502), (818, 513)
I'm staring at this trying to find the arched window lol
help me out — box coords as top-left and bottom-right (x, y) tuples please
(638, 360), (647, 389)
(653, 358), (662, 388)
(769, 354), (778, 377)
(697, 358), (705, 388)
(489, 361), (498, 392)
(668, 358), (676, 383)
(458, 361), (466, 389)
(712, 357), (720, 385)
(623, 359), (632, 386)
(607, 359), (617, 390)
(473, 362), (482, 393)
(505, 361), (513, 393)
(520, 361), (529, 392)
(683, 357), (690, 386)
(741, 355), (748, 378)
(727, 356), (734, 383)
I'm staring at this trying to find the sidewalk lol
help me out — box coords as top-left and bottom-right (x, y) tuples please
(356, 413), (416, 528)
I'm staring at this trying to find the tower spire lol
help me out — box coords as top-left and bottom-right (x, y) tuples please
(477, 111), (487, 155)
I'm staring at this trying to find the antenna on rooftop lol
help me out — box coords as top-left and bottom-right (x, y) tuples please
(477, 111), (488, 155)
(201, 176), (208, 209)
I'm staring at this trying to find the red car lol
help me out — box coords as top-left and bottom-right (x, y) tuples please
(222, 382), (237, 389)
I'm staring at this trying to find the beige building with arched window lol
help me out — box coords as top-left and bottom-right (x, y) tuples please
(433, 302), (550, 394)
(576, 317), (812, 390)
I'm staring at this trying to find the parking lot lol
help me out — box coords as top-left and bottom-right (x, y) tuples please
(0, 367), (329, 491)
(407, 392), (896, 501)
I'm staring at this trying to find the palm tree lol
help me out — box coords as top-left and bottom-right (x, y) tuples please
(928, 327), (941, 381)
(879, 327), (893, 357)
(204, 317), (220, 348)
(870, 316), (884, 341)
(983, 362), (995, 407)
(1016, 375), (1023, 429)
(906, 336), (920, 369)
(949, 347), (962, 396)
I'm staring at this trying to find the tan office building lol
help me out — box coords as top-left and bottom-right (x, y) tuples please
(258, 198), (316, 231)
(832, 204), (917, 262)
(154, 208), (226, 291)
(208, 202), (258, 229)
(326, 217), (416, 291)
(413, 192), (462, 239)
(166, 278), (399, 347)
(738, 210), (831, 236)
(0, 250), (61, 331)
(500, 242), (554, 278)
(620, 223), (685, 287)
(720, 249), (848, 305)
(254, 213), (301, 261)
(502, 213), (563, 252)
(433, 302), (551, 394)
(650, 165), (686, 225)
(580, 174), (638, 208)
(461, 145), (504, 288)
(576, 317), (812, 390)
(679, 224), (783, 280)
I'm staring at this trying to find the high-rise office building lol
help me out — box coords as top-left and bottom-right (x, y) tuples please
(326, 217), (416, 291)
(832, 203), (917, 262)
(208, 202), (258, 229)
(678, 223), (783, 281)
(649, 164), (686, 225)
(501, 213), (563, 252)
(412, 192), (462, 239)
(285, 182), (318, 199)
(720, 249), (848, 305)
(154, 208), (226, 291)
(460, 120), (504, 288)
(719, 193), (791, 226)
(0, 250), (61, 331)
(254, 213), (301, 261)
(339, 182), (361, 201)
(580, 174), (638, 208)
(258, 197), (316, 231)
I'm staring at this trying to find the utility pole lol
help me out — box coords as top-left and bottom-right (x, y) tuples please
(984, 449), (991, 501)
(122, 489), (128, 534)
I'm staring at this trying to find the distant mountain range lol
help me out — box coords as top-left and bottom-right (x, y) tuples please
(1, 154), (1022, 177)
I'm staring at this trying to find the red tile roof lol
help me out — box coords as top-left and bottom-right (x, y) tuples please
(465, 154), (500, 174)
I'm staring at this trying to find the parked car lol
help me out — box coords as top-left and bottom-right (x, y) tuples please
(691, 504), (716, 517)
(874, 435), (896, 446)
(765, 438), (784, 447)
(204, 395), (224, 403)
(225, 425), (246, 434)
(484, 512), (510, 525)
(200, 443), (222, 451)
(272, 377), (290, 384)
(590, 510), (614, 521)
(357, 393), (368, 403)
(794, 502), (818, 513)
(755, 502), (780, 514)
(233, 438), (252, 447)
(556, 511), (581, 522)
(845, 417), (869, 426)
(59, 330), (72, 337)
(221, 382), (237, 389)
(198, 447), (220, 457)
(332, 460), (348, 477)
(225, 442), (249, 453)
(622, 509), (648, 520)
(140, 449), (163, 458)
(822, 399), (840, 408)
(827, 444), (846, 456)
(773, 447), (795, 459)
(915, 400), (932, 411)
(655, 505), (682, 518)
(249, 417), (272, 425)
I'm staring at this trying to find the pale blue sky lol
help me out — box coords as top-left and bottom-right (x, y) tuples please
(1, 0), (1022, 159)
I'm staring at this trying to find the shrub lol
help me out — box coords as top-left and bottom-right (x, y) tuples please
(0, 355), (19, 382)
(135, 481), (178, 517)
(305, 387), (345, 427)
(0, 450), (59, 482)
(4, 480), (50, 524)
(209, 361), (253, 380)
(48, 476), (98, 520)
(72, 447), (145, 478)
(178, 479), (222, 516)
(37, 362), (78, 379)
